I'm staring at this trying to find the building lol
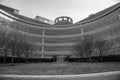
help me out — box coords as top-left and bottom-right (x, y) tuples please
(0, 2), (120, 60)
(0, 4), (19, 14)
(34, 15), (54, 25)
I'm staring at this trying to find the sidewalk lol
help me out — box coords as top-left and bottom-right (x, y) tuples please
(0, 71), (120, 80)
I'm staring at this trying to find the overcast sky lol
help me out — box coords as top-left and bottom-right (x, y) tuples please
(0, 0), (120, 23)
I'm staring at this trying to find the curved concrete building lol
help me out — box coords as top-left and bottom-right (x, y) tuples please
(0, 2), (120, 59)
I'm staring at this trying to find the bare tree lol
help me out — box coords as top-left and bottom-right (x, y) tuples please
(22, 41), (34, 63)
(9, 38), (17, 65)
(94, 40), (113, 62)
(0, 27), (34, 64)
(74, 35), (94, 62)
(15, 40), (24, 63)
(8, 31), (23, 65)
(9, 31), (34, 64)
(0, 30), (11, 63)
(74, 42), (85, 58)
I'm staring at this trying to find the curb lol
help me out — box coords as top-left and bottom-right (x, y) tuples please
(0, 71), (120, 78)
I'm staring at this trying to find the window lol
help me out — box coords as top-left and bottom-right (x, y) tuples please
(64, 18), (67, 20)
(69, 18), (71, 22)
(56, 19), (58, 22)
(59, 18), (62, 21)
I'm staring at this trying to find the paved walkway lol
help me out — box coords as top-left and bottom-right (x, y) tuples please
(0, 71), (120, 80)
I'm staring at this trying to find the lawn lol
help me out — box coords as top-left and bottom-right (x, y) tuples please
(0, 62), (120, 75)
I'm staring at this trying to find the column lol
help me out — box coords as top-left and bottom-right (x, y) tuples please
(81, 28), (84, 40)
(41, 29), (44, 58)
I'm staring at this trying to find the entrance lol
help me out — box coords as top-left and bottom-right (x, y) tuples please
(56, 56), (65, 62)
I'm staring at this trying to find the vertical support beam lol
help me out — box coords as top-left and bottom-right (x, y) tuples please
(5, 21), (9, 37)
(81, 28), (84, 40)
(118, 14), (120, 20)
(114, 37), (117, 55)
(41, 29), (44, 58)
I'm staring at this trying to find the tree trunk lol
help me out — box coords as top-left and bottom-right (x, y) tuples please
(17, 57), (20, 63)
(89, 56), (92, 62)
(11, 57), (14, 65)
(3, 55), (7, 63)
(3, 52), (7, 63)
(25, 58), (28, 63)
(100, 51), (103, 62)
(11, 52), (14, 66)
(3, 49), (8, 63)
(100, 55), (103, 62)
(88, 50), (92, 62)
(25, 54), (28, 63)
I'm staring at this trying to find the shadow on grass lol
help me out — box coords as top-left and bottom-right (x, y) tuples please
(0, 78), (23, 80)
(0, 64), (18, 66)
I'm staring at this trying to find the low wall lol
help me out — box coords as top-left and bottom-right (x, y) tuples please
(0, 71), (120, 80)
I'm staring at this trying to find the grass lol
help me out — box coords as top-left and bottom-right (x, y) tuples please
(0, 62), (120, 75)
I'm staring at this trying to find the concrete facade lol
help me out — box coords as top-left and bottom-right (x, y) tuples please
(0, 2), (120, 58)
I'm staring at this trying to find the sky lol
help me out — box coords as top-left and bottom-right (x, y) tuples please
(0, 0), (120, 23)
